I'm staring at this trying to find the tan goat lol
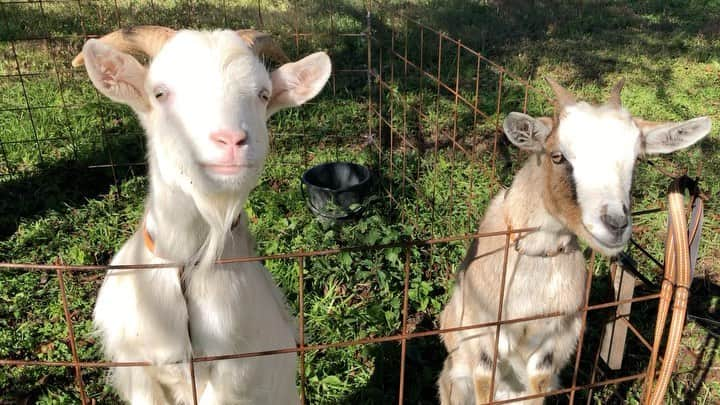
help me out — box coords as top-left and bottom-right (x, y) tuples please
(437, 78), (711, 404)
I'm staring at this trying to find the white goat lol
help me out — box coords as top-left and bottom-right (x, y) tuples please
(437, 78), (711, 404)
(72, 26), (331, 404)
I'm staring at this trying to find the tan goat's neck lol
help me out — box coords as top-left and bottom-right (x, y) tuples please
(502, 155), (579, 257)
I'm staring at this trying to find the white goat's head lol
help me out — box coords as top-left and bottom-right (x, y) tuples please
(503, 78), (711, 256)
(73, 26), (331, 202)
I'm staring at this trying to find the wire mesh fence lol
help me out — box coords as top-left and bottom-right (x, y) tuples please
(0, 1), (707, 404)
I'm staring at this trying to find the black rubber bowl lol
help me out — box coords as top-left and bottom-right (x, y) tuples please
(301, 162), (372, 220)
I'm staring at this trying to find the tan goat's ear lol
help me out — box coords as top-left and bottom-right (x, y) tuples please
(81, 39), (151, 113)
(267, 51), (331, 117)
(503, 112), (553, 152)
(636, 116), (711, 154)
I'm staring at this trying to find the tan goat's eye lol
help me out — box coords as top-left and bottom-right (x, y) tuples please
(153, 85), (169, 101)
(551, 151), (565, 164)
(259, 89), (270, 103)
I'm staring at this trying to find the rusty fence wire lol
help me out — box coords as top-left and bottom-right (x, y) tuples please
(0, 1), (704, 404)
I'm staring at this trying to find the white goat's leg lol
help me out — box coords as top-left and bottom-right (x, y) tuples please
(197, 367), (237, 405)
(196, 357), (299, 405)
(111, 366), (169, 405)
(198, 381), (220, 405)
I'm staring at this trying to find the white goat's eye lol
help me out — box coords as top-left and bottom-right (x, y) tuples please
(258, 89), (270, 103)
(153, 85), (169, 101)
(551, 151), (565, 164)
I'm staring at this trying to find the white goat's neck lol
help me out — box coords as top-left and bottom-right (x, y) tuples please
(145, 177), (206, 262)
(503, 155), (578, 254)
(143, 162), (246, 269)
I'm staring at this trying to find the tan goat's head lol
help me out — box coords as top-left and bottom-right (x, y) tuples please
(503, 78), (711, 256)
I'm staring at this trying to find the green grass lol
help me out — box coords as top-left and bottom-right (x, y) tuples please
(1, 0), (719, 404)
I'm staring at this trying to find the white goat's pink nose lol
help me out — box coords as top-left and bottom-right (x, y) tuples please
(210, 129), (247, 149)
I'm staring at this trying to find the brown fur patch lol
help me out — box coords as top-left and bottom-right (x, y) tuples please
(474, 376), (492, 404)
(542, 142), (584, 235)
(529, 374), (552, 394)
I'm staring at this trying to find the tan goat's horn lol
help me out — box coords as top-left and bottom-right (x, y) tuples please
(71, 26), (176, 67)
(545, 77), (576, 107)
(236, 29), (290, 64)
(607, 77), (625, 108)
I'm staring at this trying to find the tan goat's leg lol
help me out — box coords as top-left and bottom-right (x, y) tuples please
(526, 347), (556, 404)
(473, 375), (492, 404)
(438, 357), (475, 405)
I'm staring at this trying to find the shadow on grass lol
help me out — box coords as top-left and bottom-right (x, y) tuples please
(571, 271), (720, 404)
(0, 133), (145, 239)
(401, 0), (720, 84)
(0, 0), (372, 67)
(681, 277), (720, 402)
(340, 315), (446, 404)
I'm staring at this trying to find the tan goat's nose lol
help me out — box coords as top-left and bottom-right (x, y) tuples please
(210, 129), (247, 148)
(600, 204), (629, 235)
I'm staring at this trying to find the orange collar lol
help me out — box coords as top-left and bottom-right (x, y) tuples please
(142, 215), (244, 256)
(143, 222), (157, 254)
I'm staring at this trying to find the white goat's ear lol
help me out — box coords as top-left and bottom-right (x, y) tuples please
(267, 51), (331, 117)
(503, 112), (553, 152)
(81, 39), (150, 112)
(637, 117), (711, 154)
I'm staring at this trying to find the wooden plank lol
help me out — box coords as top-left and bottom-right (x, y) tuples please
(600, 261), (637, 370)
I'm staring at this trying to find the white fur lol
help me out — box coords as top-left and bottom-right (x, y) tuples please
(81, 29), (331, 404)
(557, 103), (639, 253)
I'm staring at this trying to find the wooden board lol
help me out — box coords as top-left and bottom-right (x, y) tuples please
(600, 262), (637, 370)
